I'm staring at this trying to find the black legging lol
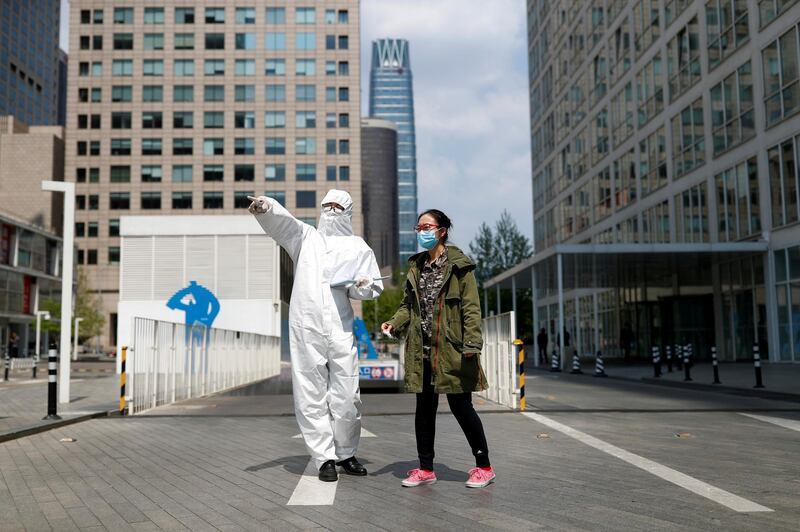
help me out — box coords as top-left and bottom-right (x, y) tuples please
(415, 358), (490, 471)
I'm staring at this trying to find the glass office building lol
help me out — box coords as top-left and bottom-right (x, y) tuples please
(369, 38), (418, 265)
(487, 0), (800, 364)
(0, 0), (62, 125)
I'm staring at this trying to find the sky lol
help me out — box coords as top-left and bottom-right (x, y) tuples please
(60, 0), (533, 249)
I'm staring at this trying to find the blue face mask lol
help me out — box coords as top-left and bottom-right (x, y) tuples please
(417, 229), (439, 250)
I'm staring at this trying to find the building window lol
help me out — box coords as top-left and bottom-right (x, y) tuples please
(296, 84), (316, 102)
(633, 0), (660, 56)
(265, 138), (285, 155)
(667, 17), (701, 102)
(610, 83), (634, 147)
(143, 59), (164, 76)
(87, 249), (98, 265)
(675, 183), (709, 243)
(172, 192), (193, 209)
(111, 139), (131, 156)
(236, 85), (256, 102)
(267, 7), (285, 24)
(339, 167), (350, 181)
(339, 113), (350, 128)
(326, 140), (337, 155)
(235, 138), (255, 155)
(175, 33), (194, 50)
(296, 191), (316, 209)
(205, 33), (225, 50)
(143, 33), (164, 50)
(173, 139), (193, 156)
(768, 134), (800, 228)
(614, 149), (636, 211)
(763, 25), (800, 127)
(204, 138), (224, 155)
(142, 112), (163, 129)
(760, 0), (799, 27)
(75, 222), (85, 237)
(266, 32), (286, 50)
(716, 157), (760, 241)
(338, 35), (349, 50)
(203, 192), (224, 209)
(236, 7), (256, 24)
(295, 137), (316, 155)
(640, 126), (667, 196)
(141, 192), (161, 210)
(143, 85), (163, 102)
(144, 7), (164, 24)
(204, 59), (225, 76)
(296, 59), (316, 76)
(706, 0), (749, 70)
(338, 139), (350, 155)
(642, 200), (670, 243)
(173, 85), (194, 103)
(174, 59), (195, 77)
(204, 85), (225, 102)
(265, 111), (286, 128)
(110, 165), (131, 183)
(109, 192), (130, 210)
(172, 165), (193, 182)
(297, 32), (316, 50)
(204, 112), (224, 129)
(265, 85), (286, 103)
(266, 59), (286, 76)
(326, 87), (337, 102)
(205, 8), (225, 24)
(141, 165), (162, 182)
(265, 164), (286, 181)
(235, 165), (255, 181)
(266, 191), (286, 207)
(112, 59), (132, 76)
(665, 0), (692, 26)
(236, 33), (256, 50)
(636, 53), (663, 126)
(235, 59), (256, 76)
(86, 222), (99, 238)
(339, 87), (350, 101)
(90, 141), (101, 156)
(204, 165), (224, 182)
(109, 247), (121, 264)
(594, 166), (612, 222)
(112, 85), (132, 102)
(109, 220), (120, 237)
(296, 164), (316, 181)
(591, 108), (609, 164)
(175, 8), (195, 24)
(711, 61), (754, 155)
(234, 191), (254, 209)
(296, 7), (315, 24)
(113, 33), (133, 50)
(114, 8), (133, 24)
(296, 111), (316, 128)
(671, 97), (705, 178)
(339, 61), (349, 76)
(173, 112), (194, 129)
(142, 138), (163, 156)
(326, 165), (337, 181)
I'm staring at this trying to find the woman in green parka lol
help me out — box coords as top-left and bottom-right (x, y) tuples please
(382, 209), (495, 489)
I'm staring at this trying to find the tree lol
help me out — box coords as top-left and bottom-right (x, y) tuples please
(362, 268), (406, 336)
(468, 210), (532, 287)
(40, 267), (105, 343)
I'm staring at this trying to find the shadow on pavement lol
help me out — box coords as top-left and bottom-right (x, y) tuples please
(371, 459), (469, 482)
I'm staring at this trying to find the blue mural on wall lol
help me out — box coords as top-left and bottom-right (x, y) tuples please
(166, 281), (220, 345)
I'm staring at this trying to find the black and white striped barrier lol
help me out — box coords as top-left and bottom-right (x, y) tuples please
(674, 343), (683, 370)
(43, 345), (60, 420)
(594, 350), (607, 377)
(549, 349), (561, 373)
(3, 351), (8, 381)
(652, 346), (662, 378)
(683, 345), (692, 381)
(570, 350), (582, 374)
(753, 343), (764, 389)
(666, 345), (673, 372)
(711, 346), (721, 384)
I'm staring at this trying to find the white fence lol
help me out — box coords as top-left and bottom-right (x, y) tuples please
(478, 311), (519, 409)
(126, 317), (281, 414)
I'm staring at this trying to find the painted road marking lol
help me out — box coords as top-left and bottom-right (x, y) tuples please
(523, 412), (773, 513)
(740, 413), (800, 433)
(292, 427), (376, 439)
(287, 459), (338, 506)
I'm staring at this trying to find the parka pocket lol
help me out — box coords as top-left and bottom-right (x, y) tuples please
(444, 297), (463, 347)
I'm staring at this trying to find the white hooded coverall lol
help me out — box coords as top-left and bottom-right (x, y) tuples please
(252, 190), (383, 469)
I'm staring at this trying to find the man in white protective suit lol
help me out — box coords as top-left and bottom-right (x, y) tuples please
(247, 190), (383, 482)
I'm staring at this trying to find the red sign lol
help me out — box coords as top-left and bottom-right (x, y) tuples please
(0, 224), (10, 265)
(22, 276), (31, 313)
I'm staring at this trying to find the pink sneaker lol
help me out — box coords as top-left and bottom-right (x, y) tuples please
(465, 467), (496, 488)
(401, 468), (437, 487)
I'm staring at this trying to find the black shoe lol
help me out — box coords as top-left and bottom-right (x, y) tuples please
(318, 460), (338, 482)
(337, 456), (367, 476)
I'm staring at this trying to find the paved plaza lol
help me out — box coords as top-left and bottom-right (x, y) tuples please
(1, 369), (799, 531)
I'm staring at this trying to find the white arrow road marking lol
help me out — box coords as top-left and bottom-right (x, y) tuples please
(287, 459), (338, 506)
(292, 427), (376, 439)
(740, 413), (800, 433)
(523, 412), (773, 513)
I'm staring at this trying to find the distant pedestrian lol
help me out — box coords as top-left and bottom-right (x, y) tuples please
(8, 331), (19, 358)
(382, 209), (495, 489)
(537, 328), (548, 365)
(620, 323), (634, 361)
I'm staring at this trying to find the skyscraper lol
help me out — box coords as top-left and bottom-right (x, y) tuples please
(0, 0), (62, 126)
(66, 2), (361, 349)
(369, 38), (417, 265)
(361, 118), (398, 270)
(486, 0), (800, 365)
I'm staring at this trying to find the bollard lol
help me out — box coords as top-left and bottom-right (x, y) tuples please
(652, 346), (662, 378)
(32, 355), (38, 379)
(666, 345), (673, 373)
(570, 350), (583, 374)
(549, 349), (561, 373)
(683, 345), (692, 382)
(120, 346), (128, 415)
(752, 343), (765, 389)
(711, 346), (721, 384)
(514, 340), (525, 411)
(43, 344), (60, 420)
(594, 350), (607, 377)
(674, 343), (683, 370)
(3, 350), (9, 381)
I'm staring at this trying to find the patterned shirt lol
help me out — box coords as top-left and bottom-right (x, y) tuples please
(418, 248), (449, 358)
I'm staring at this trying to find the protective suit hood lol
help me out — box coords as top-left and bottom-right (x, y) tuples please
(318, 189), (354, 237)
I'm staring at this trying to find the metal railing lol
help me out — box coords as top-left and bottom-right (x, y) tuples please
(127, 317), (280, 414)
(478, 311), (519, 409)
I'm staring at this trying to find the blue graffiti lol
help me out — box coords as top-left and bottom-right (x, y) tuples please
(167, 281), (220, 344)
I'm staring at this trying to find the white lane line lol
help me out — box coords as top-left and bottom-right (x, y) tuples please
(287, 459), (338, 506)
(740, 413), (800, 433)
(292, 427), (376, 439)
(522, 412), (773, 513)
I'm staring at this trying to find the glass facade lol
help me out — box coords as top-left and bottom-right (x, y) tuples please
(369, 38), (418, 264)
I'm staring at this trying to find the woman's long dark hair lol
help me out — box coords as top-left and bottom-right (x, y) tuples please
(418, 209), (452, 243)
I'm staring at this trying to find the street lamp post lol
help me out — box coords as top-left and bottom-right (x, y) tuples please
(35, 311), (51, 359)
(73, 317), (84, 362)
(41, 180), (75, 404)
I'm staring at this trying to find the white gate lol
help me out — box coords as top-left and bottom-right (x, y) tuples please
(127, 317), (281, 414)
(478, 311), (519, 408)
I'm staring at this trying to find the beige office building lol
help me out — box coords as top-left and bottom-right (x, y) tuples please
(67, 2), (361, 348)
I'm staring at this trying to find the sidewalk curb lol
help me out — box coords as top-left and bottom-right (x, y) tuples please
(0, 410), (111, 444)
